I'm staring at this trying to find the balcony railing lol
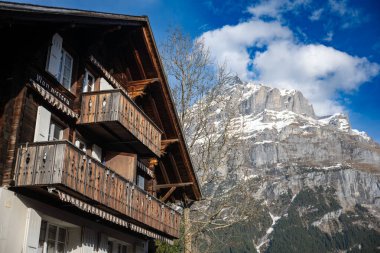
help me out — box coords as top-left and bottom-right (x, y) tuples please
(80, 89), (161, 157)
(13, 141), (180, 238)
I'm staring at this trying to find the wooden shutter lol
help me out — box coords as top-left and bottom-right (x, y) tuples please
(99, 78), (113, 91)
(66, 228), (81, 253)
(92, 144), (102, 162)
(34, 106), (51, 142)
(23, 208), (42, 253)
(104, 152), (137, 182)
(97, 233), (108, 253)
(82, 227), (96, 253)
(46, 33), (63, 78)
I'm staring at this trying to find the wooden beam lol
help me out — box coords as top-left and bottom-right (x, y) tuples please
(169, 153), (183, 183)
(129, 36), (146, 79)
(160, 139), (179, 154)
(158, 161), (175, 202)
(154, 182), (193, 190)
(127, 78), (159, 99)
(158, 161), (170, 184)
(148, 96), (166, 138)
(128, 78), (159, 87)
(160, 187), (176, 202)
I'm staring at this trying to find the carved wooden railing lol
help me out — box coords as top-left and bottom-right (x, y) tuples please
(13, 141), (179, 238)
(80, 90), (161, 156)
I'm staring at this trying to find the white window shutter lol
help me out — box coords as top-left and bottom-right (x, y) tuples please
(47, 33), (63, 78)
(82, 227), (96, 253)
(23, 208), (42, 253)
(92, 144), (102, 162)
(34, 106), (51, 142)
(99, 78), (113, 91)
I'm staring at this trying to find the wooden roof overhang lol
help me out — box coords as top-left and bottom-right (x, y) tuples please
(0, 1), (202, 202)
(141, 23), (202, 202)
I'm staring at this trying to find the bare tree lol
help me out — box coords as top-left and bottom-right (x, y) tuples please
(160, 28), (253, 253)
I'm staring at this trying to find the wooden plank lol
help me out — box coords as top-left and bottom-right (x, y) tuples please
(3, 86), (26, 186)
(52, 143), (65, 184)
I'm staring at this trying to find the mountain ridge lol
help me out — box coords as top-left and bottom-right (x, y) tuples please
(191, 79), (380, 253)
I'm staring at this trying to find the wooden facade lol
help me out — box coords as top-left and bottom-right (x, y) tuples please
(0, 1), (201, 247)
(14, 141), (180, 238)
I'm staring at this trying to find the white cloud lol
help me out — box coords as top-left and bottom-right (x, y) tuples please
(199, 5), (380, 116)
(328, 0), (362, 28)
(309, 8), (323, 21)
(247, 0), (310, 19)
(247, 0), (284, 18)
(253, 41), (379, 115)
(200, 20), (292, 80)
(323, 31), (334, 41)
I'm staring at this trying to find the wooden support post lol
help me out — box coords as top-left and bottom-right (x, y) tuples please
(160, 186), (176, 202)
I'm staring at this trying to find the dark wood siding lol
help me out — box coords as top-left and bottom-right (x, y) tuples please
(19, 91), (39, 144)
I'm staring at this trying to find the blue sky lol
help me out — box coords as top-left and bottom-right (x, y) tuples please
(8, 0), (380, 143)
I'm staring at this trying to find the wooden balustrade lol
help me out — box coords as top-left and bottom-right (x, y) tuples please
(13, 141), (180, 238)
(80, 90), (161, 156)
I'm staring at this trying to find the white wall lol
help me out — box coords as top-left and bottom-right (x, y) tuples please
(0, 187), (30, 253)
(0, 187), (150, 253)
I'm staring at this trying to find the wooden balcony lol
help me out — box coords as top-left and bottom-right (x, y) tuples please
(79, 89), (161, 157)
(13, 141), (180, 238)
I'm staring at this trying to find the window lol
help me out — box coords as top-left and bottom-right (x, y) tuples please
(136, 174), (145, 190)
(34, 106), (66, 142)
(38, 221), (67, 253)
(107, 240), (129, 253)
(46, 33), (73, 91)
(48, 120), (64, 141)
(58, 50), (73, 91)
(83, 69), (95, 92)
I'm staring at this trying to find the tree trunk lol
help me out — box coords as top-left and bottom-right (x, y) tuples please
(184, 207), (192, 253)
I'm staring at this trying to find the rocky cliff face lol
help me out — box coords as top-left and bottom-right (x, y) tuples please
(192, 81), (380, 253)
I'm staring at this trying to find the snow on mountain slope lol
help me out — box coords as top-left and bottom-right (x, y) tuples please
(192, 80), (380, 253)
(207, 81), (380, 170)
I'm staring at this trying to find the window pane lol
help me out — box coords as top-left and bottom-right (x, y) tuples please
(46, 240), (55, 253)
(53, 124), (63, 140)
(107, 241), (113, 253)
(58, 228), (66, 243)
(57, 53), (64, 83)
(137, 175), (145, 189)
(57, 242), (65, 253)
(62, 51), (73, 90)
(47, 225), (57, 240)
(88, 75), (94, 91)
(49, 121), (63, 141)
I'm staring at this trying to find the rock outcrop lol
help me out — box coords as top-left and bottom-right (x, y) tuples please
(192, 81), (380, 253)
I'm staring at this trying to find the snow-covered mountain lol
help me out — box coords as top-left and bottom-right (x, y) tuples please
(191, 80), (380, 253)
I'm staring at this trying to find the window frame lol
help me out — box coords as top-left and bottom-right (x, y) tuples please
(38, 220), (68, 253)
(58, 49), (73, 91)
(83, 69), (95, 93)
(48, 119), (64, 141)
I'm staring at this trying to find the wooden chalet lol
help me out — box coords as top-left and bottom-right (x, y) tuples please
(0, 2), (201, 253)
